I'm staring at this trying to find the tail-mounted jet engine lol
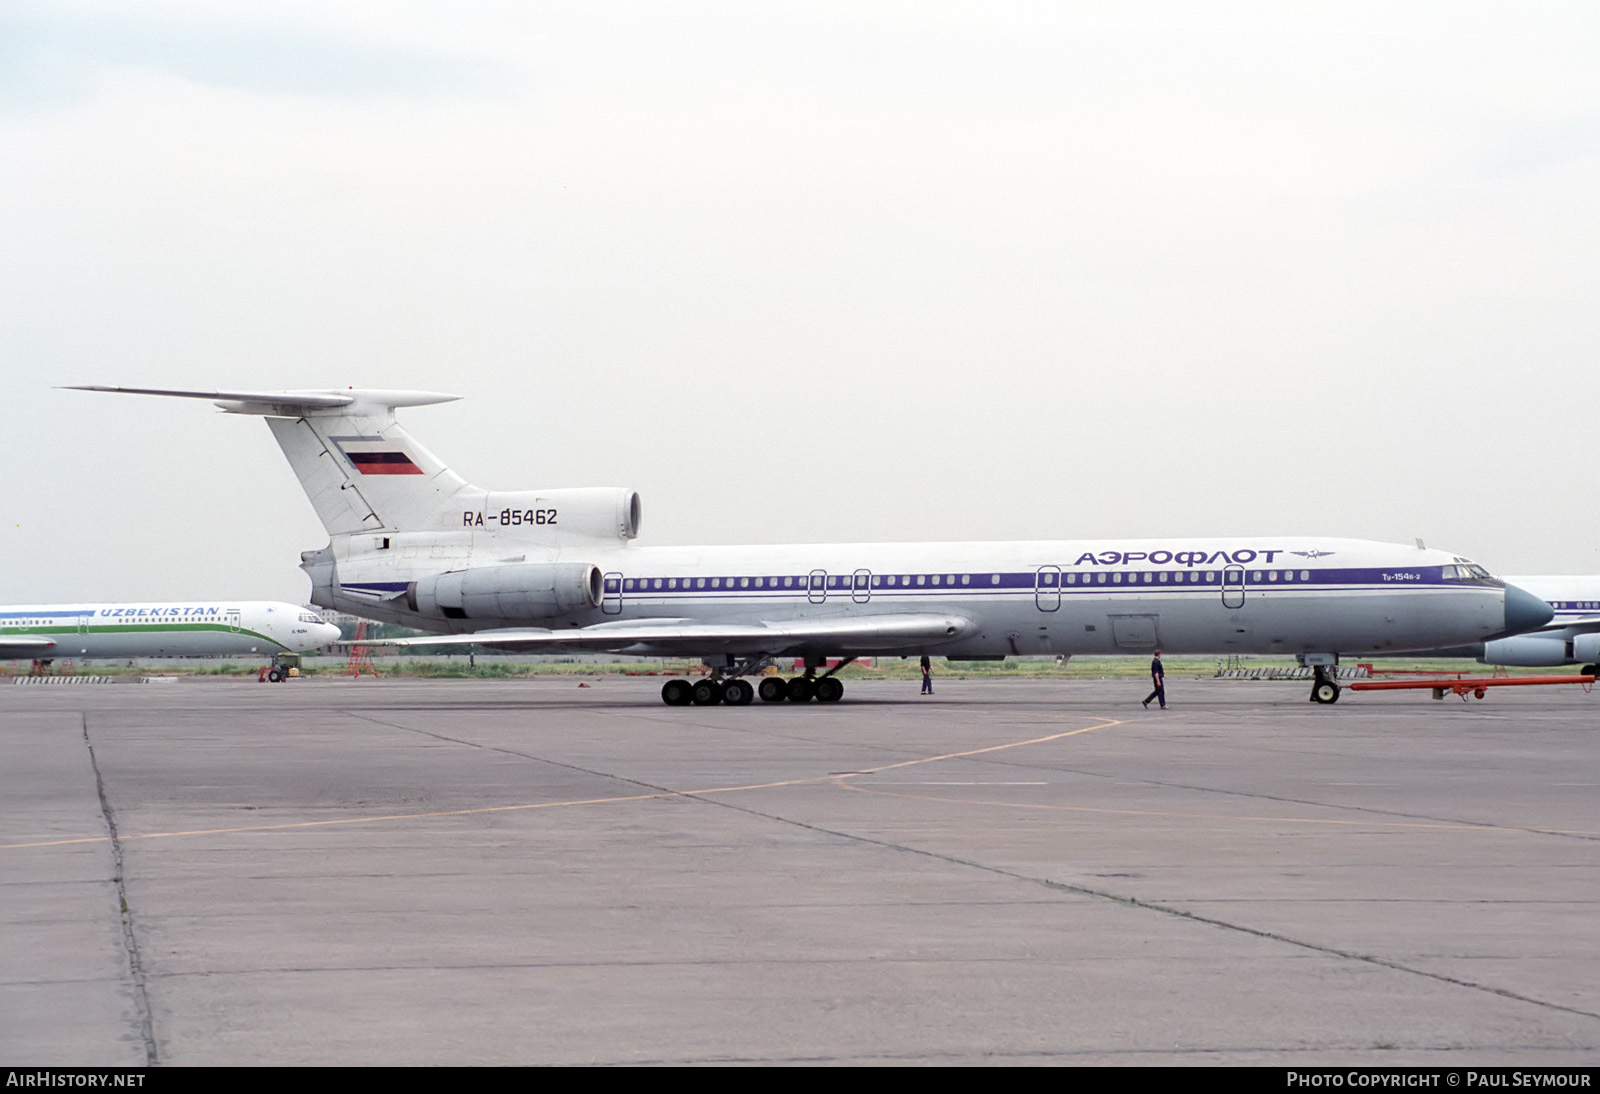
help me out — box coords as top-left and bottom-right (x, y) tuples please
(406, 563), (603, 623)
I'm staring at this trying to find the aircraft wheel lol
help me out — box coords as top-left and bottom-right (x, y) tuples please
(1583, 665), (1598, 679)
(722, 679), (755, 706)
(757, 677), (787, 703)
(691, 679), (724, 705)
(661, 679), (693, 706)
(1311, 680), (1340, 704)
(814, 677), (845, 703)
(785, 677), (815, 702)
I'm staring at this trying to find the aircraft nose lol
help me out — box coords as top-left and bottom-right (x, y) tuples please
(1502, 583), (1555, 635)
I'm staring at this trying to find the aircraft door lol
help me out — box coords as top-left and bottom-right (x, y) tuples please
(808, 570), (828, 604)
(226, 609), (242, 633)
(602, 572), (623, 615)
(852, 569), (872, 604)
(1034, 565), (1061, 612)
(1221, 566), (1246, 609)
(1110, 614), (1159, 650)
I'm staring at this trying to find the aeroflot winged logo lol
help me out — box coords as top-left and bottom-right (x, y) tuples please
(333, 436), (424, 475)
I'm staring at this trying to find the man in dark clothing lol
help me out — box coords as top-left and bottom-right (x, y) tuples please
(920, 654), (933, 695)
(1142, 650), (1166, 709)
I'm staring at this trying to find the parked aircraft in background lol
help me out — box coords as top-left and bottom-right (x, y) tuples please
(1413, 576), (1600, 674)
(0, 601), (340, 662)
(69, 386), (1552, 706)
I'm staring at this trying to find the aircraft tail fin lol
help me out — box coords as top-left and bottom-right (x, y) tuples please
(65, 386), (473, 535)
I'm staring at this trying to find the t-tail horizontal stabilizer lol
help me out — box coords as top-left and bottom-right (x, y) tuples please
(67, 385), (469, 536)
(63, 385), (459, 416)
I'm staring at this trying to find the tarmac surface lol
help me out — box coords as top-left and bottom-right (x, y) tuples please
(2, 673), (1598, 1066)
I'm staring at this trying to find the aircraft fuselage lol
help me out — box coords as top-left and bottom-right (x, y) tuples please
(0, 601), (341, 661)
(313, 537), (1516, 659)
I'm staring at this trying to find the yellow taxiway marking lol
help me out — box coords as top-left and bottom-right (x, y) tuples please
(1, 717), (1118, 851)
(832, 781), (1575, 834)
(6, 713), (1586, 847)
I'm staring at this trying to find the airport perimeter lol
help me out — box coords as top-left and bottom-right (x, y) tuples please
(3, 676), (1597, 1066)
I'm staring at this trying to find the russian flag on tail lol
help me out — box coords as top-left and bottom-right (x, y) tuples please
(334, 437), (425, 475)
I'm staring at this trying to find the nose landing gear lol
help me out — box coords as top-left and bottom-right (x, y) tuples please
(1310, 665), (1341, 704)
(1298, 654), (1341, 704)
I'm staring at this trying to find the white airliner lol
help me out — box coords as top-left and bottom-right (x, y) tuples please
(1413, 576), (1600, 673)
(0, 601), (341, 662)
(68, 386), (1553, 706)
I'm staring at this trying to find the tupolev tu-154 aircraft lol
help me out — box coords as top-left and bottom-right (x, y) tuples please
(0, 601), (340, 662)
(69, 385), (1553, 706)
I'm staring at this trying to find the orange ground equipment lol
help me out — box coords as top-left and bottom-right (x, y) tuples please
(1347, 673), (1595, 701)
(344, 620), (381, 678)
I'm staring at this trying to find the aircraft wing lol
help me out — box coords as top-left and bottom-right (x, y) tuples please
(0, 636), (59, 657)
(350, 613), (974, 656)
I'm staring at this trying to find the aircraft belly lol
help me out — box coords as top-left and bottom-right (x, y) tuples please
(53, 629), (267, 660)
(1023, 590), (1503, 657)
(1136, 590), (1500, 655)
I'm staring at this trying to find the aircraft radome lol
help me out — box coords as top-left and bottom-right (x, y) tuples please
(1, 601), (341, 664)
(68, 386), (1553, 706)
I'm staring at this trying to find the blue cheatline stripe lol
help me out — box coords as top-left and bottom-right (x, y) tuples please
(344, 566), (1486, 599)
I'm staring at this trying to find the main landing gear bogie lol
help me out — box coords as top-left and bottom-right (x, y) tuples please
(660, 674), (845, 706)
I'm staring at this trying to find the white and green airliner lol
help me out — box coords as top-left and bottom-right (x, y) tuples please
(0, 601), (340, 662)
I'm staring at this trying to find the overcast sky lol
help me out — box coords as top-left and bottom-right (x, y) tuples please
(5, 1), (1600, 603)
